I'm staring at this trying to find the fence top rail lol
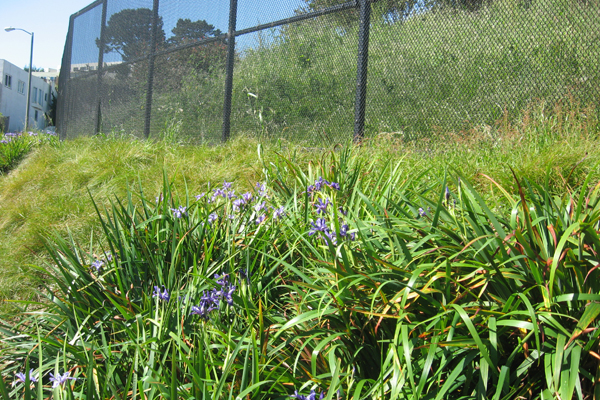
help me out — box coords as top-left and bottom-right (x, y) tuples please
(66, 0), (359, 81)
(72, 0), (103, 19)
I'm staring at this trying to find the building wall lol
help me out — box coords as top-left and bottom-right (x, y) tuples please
(0, 59), (57, 132)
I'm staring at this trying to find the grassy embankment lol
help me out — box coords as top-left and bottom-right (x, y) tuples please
(0, 97), (599, 398)
(0, 0), (599, 396)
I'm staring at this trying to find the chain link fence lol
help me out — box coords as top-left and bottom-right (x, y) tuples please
(57, 0), (600, 144)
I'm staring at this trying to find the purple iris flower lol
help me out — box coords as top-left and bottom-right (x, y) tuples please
(190, 304), (209, 319)
(212, 188), (225, 200)
(191, 274), (236, 320)
(208, 212), (218, 225)
(232, 198), (245, 212)
(256, 182), (268, 197)
(307, 177), (336, 196)
(340, 224), (356, 241)
(309, 218), (328, 236)
(273, 206), (286, 220)
(291, 390), (324, 400)
(223, 285), (236, 305)
(313, 177), (328, 191)
(152, 285), (170, 301)
(171, 206), (188, 219)
(214, 274), (227, 286)
(91, 259), (104, 273)
(49, 372), (76, 388)
(14, 369), (37, 385)
(222, 180), (233, 190)
(242, 192), (253, 203)
(255, 214), (266, 225)
(314, 198), (330, 215)
(0, 139), (9, 144)
(418, 207), (427, 217)
(254, 201), (266, 213)
(195, 192), (206, 201)
(325, 230), (338, 245)
(338, 206), (348, 216)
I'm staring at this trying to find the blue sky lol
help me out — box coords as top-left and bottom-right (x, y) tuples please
(0, 0), (95, 70)
(1, 0), (306, 70)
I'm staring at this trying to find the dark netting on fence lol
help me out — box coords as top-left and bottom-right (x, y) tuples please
(57, 0), (600, 144)
(230, 14), (359, 144)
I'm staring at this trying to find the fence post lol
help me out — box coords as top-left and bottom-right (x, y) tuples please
(57, 15), (75, 140)
(94, 0), (108, 135)
(222, 0), (238, 142)
(143, 0), (160, 138)
(353, 0), (371, 142)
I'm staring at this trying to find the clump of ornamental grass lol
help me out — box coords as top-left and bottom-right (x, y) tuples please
(1, 147), (599, 399)
(0, 131), (58, 174)
(0, 134), (266, 313)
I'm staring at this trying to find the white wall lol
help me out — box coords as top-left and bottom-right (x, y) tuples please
(0, 59), (56, 132)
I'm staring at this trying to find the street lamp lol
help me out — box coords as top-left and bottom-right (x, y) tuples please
(4, 26), (34, 131)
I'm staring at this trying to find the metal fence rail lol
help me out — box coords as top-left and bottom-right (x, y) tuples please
(57, 0), (600, 144)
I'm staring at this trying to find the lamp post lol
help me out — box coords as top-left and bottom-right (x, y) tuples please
(4, 27), (34, 131)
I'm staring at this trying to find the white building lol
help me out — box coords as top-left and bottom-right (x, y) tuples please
(0, 59), (57, 132)
(33, 67), (60, 87)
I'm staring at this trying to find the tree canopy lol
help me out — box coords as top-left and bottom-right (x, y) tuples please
(98, 8), (166, 61)
(167, 18), (223, 46)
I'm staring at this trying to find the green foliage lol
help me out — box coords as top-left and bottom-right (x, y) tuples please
(1, 141), (599, 398)
(23, 66), (44, 72)
(167, 18), (223, 45)
(0, 132), (58, 175)
(46, 93), (57, 127)
(98, 8), (166, 61)
(163, 18), (227, 75)
(146, 0), (600, 142)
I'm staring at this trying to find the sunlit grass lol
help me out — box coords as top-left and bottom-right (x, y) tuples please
(0, 112), (598, 397)
(1, 98), (598, 312)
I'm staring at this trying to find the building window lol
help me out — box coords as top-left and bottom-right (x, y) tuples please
(45, 93), (48, 101)
(17, 80), (25, 95)
(4, 74), (12, 88)
(34, 110), (38, 122)
(33, 87), (38, 103)
(39, 91), (44, 104)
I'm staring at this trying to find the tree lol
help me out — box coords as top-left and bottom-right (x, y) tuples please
(97, 8), (166, 61)
(24, 66), (44, 72)
(162, 18), (227, 75)
(167, 18), (223, 46)
(45, 93), (57, 127)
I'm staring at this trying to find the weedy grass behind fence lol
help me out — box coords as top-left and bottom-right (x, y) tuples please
(1, 145), (599, 398)
(147, 0), (600, 142)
